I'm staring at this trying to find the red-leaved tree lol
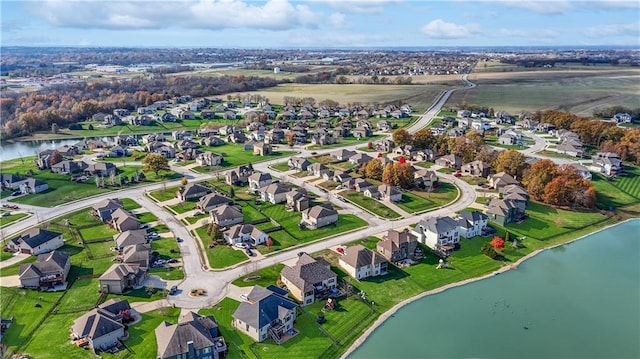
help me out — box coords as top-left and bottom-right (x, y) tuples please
(491, 236), (505, 249)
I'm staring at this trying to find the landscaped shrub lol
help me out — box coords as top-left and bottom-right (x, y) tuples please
(481, 243), (498, 259)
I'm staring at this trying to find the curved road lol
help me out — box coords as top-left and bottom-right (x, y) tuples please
(2, 74), (479, 309)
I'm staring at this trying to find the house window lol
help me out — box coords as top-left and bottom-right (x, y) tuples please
(328, 278), (334, 284)
(245, 323), (249, 331)
(202, 347), (212, 354)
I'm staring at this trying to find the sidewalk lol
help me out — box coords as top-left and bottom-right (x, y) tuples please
(0, 253), (29, 269)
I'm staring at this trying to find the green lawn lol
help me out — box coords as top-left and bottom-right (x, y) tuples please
(149, 186), (179, 202)
(395, 184), (459, 214)
(198, 299), (257, 359)
(150, 236), (181, 261)
(148, 267), (185, 280)
(78, 223), (118, 241)
(195, 226), (248, 269)
(184, 212), (208, 225)
(590, 173), (638, 209)
(340, 190), (401, 219)
(1, 158), (180, 207)
(201, 143), (296, 168)
(0, 212), (29, 228)
(413, 161), (434, 168)
(232, 264), (285, 288)
(610, 165), (640, 200)
(168, 200), (198, 214)
(307, 135), (383, 150)
(120, 198), (142, 210)
(137, 211), (159, 224)
(270, 162), (291, 172)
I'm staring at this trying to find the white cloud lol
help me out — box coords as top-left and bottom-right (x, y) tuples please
(420, 19), (476, 39)
(583, 22), (640, 37)
(329, 13), (350, 29)
(309, 0), (399, 14)
(579, 1), (640, 10)
(492, 0), (574, 14)
(28, 0), (322, 31)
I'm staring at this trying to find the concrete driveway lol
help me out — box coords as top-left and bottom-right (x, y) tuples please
(0, 275), (20, 287)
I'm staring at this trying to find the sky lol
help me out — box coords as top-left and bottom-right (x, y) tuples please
(1, 0), (639, 48)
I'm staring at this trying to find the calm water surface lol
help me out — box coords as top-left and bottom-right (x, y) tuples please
(349, 219), (640, 359)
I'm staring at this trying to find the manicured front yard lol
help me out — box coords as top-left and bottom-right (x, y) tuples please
(202, 143), (296, 168)
(270, 162), (291, 172)
(195, 226), (248, 269)
(340, 190), (401, 219)
(0, 212), (29, 228)
(395, 184), (459, 214)
(149, 185), (179, 202)
(148, 266), (185, 280)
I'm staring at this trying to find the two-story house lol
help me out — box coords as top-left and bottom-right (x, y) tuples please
(339, 245), (388, 280)
(280, 253), (338, 306)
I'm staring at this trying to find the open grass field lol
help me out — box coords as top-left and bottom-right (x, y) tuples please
(448, 67), (640, 116)
(0, 211), (29, 228)
(225, 83), (450, 110)
(195, 226), (248, 269)
(590, 173), (639, 210)
(610, 166), (640, 200)
(201, 143), (296, 168)
(395, 185), (459, 214)
(339, 190), (401, 219)
(1, 157), (180, 207)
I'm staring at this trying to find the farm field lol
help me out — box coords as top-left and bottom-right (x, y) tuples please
(225, 83), (450, 110)
(448, 67), (640, 116)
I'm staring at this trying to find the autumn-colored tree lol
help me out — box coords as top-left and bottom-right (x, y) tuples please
(475, 147), (499, 165)
(266, 237), (273, 248)
(522, 159), (558, 201)
(398, 156), (406, 164)
(364, 158), (383, 181)
(491, 236), (505, 249)
(542, 166), (595, 208)
(180, 177), (188, 186)
(49, 150), (63, 166)
(382, 163), (394, 185)
(392, 128), (413, 146)
(392, 162), (415, 189)
(493, 150), (527, 179)
(367, 141), (373, 150)
(142, 153), (170, 177)
(413, 129), (436, 149)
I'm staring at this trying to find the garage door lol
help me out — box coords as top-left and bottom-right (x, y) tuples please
(21, 248), (32, 254)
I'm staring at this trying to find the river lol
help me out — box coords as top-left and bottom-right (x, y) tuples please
(0, 137), (119, 162)
(348, 219), (640, 359)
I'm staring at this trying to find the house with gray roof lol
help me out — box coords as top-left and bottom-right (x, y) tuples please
(9, 228), (64, 255)
(195, 152), (223, 167)
(176, 183), (212, 202)
(122, 244), (150, 268)
(84, 162), (117, 177)
(197, 193), (234, 212)
(51, 160), (88, 175)
(307, 163), (330, 178)
(488, 172), (519, 189)
(455, 211), (488, 238)
(285, 189), (309, 212)
(411, 216), (461, 251)
(248, 172), (273, 192)
(486, 199), (519, 226)
(258, 183), (291, 204)
(113, 230), (148, 250)
(461, 160), (492, 178)
(435, 154), (463, 169)
(19, 250), (71, 289)
(223, 224), (268, 246)
(287, 157), (311, 171)
(232, 286), (297, 343)
(110, 208), (140, 232)
(349, 152), (373, 166)
(210, 204), (244, 228)
(330, 149), (357, 161)
(280, 253), (338, 306)
(92, 198), (124, 222)
(99, 264), (147, 294)
(225, 165), (254, 186)
(301, 205), (338, 229)
(71, 299), (132, 352)
(339, 245), (388, 280)
(155, 311), (227, 359)
(376, 229), (420, 263)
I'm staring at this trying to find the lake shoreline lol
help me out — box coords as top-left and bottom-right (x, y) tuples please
(340, 218), (633, 358)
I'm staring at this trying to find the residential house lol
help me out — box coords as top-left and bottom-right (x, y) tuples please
(232, 286), (297, 343)
(92, 199), (124, 222)
(197, 193), (234, 213)
(377, 120), (392, 131)
(223, 224), (268, 246)
(9, 228), (64, 255)
(106, 146), (128, 158)
(566, 163), (593, 180)
(556, 142), (584, 157)
(253, 143), (272, 156)
(488, 172), (519, 189)
(225, 165), (254, 186)
(85, 162), (117, 177)
(176, 148), (202, 162)
(122, 244), (150, 268)
(414, 169), (438, 191)
(195, 152), (223, 167)
(349, 153), (373, 166)
(461, 160), (492, 178)
(353, 126), (372, 139)
(498, 133), (519, 146)
(19, 250), (71, 289)
(339, 245), (388, 280)
(51, 160), (87, 175)
(18, 178), (49, 194)
(498, 184), (529, 200)
(155, 311), (227, 359)
(375, 138), (395, 153)
(99, 264), (147, 294)
(210, 204), (244, 228)
(307, 163), (330, 178)
(486, 199), (519, 226)
(377, 184), (402, 202)
(174, 140), (199, 151)
(1, 174), (26, 191)
(201, 136), (225, 147)
(285, 189), (309, 212)
(612, 113), (633, 123)
(280, 253), (338, 306)
(435, 154), (463, 169)
(248, 172), (273, 192)
(363, 186), (380, 200)
(113, 109), (130, 117)
(301, 205), (339, 229)
(258, 183), (290, 204)
(354, 179), (374, 192)
(71, 299), (132, 351)
(411, 216), (461, 251)
(113, 230), (148, 250)
(415, 149), (436, 162)
(110, 208), (140, 232)
(330, 149), (356, 162)
(455, 211), (488, 238)
(223, 111), (237, 120)
(288, 157), (311, 171)
(176, 183), (212, 202)
(56, 145), (80, 157)
(592, 152), (622, 176)
(376, 229), (420, 263)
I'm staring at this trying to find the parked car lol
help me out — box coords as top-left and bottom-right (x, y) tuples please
(240, 293), (249, 301)
(176, 237), (183, 243)
(169, 286), (178, 295)
(146, 233), (160, 240)
(235, 243), (248, 249)
(138, 223), (150, 229)
(245, 248), (254, 257)
(1, 212), (10, 217)
(453, 171), (462, 177)
(11, 191), (21, 196)
(167, 258), (179, 264)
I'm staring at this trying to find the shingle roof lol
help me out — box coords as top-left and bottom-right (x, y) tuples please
(155, 311), (219, 359)
(341, 245), (387, 269)
(232, 286), (297, 329)
(302, 205), (338, 220)
(417, 217), (459, 234)
(72, 299), (130, 342)
(19, 250), (70, 279)
(210, 204), (243, 222)
(281, 254), (337, 292)
(114, 230), (147, 248)
(99, 264), (145, 281)
(12, 228), (62, 249)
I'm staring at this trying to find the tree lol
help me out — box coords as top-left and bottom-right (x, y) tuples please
(392, 128), (413, 146)
(142, 153), (170, 177)
(481, 243), (498, 259)
(382, 163), (394, 185)
(367, 141), (373, 150)
(266, 237), (273, 248)
(49, 150), (63, 166)
(228, 187), (235, 199)
(542, 167), (595, 208)
(522, 159), (558, 201)
(364, 158), (383, 181)
(394, 162), (415, 189)
(181, 177), (188, 186)
(493, 150), (527, 179)
(211, 223), (223, 244)
(413, 129), (436, 149)
(87, 124), (94, 130)
(491, 236), (505, 249)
